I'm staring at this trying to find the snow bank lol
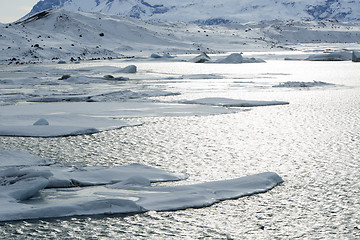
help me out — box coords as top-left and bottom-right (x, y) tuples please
(181, 97), (289, 107)
(352, 51), (360, 62)
(305, 51), (352, 61)
(0, 151), (283, 222)
(0, 101), (237, 137)
(273, 81), (335, 88)
(215, 53), (265, 63)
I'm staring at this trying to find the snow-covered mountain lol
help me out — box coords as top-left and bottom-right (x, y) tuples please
(2, 9), (360, 64)
(25, 0), (360, 24)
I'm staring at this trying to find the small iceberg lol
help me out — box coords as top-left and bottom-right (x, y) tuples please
(33, 118), (49, 126)
(150, 53), (174, 59)
(181, 97), (289, 107)
(305, 51), (352, 61)
(215, 53), (265, 63)
(116, 65), (137, 73)
(189, 52), (211, 63)
(352, 51), (360, 62)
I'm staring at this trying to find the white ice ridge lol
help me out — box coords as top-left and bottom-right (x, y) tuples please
(0, 101), (237, 137)
(0, 150), (283, 221)
(181, 97), (289, 107)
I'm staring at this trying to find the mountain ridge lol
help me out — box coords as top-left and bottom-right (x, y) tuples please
(24, 0), (360, 24)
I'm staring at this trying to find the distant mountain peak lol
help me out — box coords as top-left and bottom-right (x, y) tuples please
(24, 0), (360, 24)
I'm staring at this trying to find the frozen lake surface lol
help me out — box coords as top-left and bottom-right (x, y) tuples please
(0, 56), (359, 239)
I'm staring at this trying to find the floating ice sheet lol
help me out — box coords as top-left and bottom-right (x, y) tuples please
(0, 150), (53, 167)
(181, 97), (289, 107)
(0, 101), (237, 137)
(0, 151), (283, 222)
(272, 81), (335, 88)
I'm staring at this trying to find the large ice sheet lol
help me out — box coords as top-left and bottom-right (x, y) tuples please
(0, 151), (283, 222)
(0, 150), (53, 167)
(0, 101), (236, 137)
(181, 97), (289, 107)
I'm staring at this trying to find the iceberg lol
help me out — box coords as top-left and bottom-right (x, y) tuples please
(0, 151), (283, 222)
(189, 52), (211, 63)
(215, 53), (265, 63)
(305, 51), (352, 61)
(116, 65), (137, 73)
(181, 97), (289, 107)
(352, 51), (360, 62)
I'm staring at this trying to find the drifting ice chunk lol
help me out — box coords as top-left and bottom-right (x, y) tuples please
(33, 118), (49, 126)
(150, 53), (174, 59)
(189, 52), (211, 63)
(216, 53), (265, 63)
(181, 97), (289, 107)
(117, 65), (137, 73)
(150, 53), (162, 58)
(352, 51), (360, 62)
(305, 51), (352, 61)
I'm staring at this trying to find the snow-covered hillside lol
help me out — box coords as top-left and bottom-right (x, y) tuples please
(25, 0), (360, 24)
(1, 9), (360, 64)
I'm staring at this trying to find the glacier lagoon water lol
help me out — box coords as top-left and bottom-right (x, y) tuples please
(0, 58), (360, 239)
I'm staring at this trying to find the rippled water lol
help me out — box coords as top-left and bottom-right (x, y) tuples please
(0, 59), (359, 239)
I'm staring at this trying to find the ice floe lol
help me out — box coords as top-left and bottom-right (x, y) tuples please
(273, 81), (335, 88)
(181, 97), (289, 107)
(0, 150), (53, 167)
(0, 150), (283, 221)
(0, 101), (237, 137)
(77, 65), (137, 74)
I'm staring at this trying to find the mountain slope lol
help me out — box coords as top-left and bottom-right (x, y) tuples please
(2, 9), (360, 64)
(25, 0), (360, 24)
